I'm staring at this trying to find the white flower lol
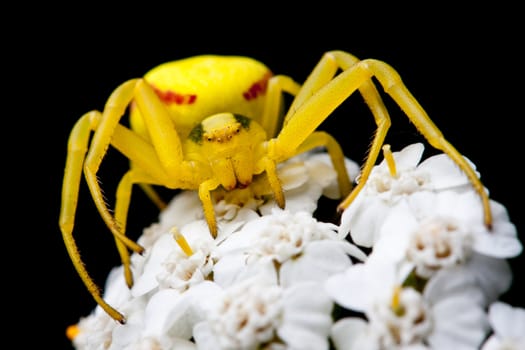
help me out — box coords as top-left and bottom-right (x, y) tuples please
(370, 189), (518, 303)
(193, 278), (333, 350)
(339, 143), (480, 247)
(325, 252), (490, 349)
(194, 278), (283, 349)
(481, 301), (525, 350)
(66, 143), (522, 350)
(131, 221), (216, 297)
(212, 208), (366, 288)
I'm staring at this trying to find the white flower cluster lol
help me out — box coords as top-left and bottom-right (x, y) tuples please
(69, 145), (524, 350)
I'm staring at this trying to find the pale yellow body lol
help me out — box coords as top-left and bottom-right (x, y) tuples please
(60, 52), (492, 324)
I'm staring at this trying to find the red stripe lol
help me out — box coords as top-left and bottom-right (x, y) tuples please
(151, 85), (197, 105)
(243, 71), (273, 101)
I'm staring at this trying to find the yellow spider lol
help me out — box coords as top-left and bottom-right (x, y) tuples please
(59, 51), (492, 324)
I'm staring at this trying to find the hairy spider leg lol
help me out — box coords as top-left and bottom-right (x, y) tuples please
(60, 109), (151, 323)
(259, 75), (301, 138)
(268, 51), (392, 199)
(60, 78), (204, 323)
(273, 51), (492, 229)
(259, 73), (355, 200)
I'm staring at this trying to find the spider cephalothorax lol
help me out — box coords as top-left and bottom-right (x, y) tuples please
(60, 52), (491, 323)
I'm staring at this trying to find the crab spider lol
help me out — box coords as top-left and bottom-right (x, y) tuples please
(60, 51), (492, 323)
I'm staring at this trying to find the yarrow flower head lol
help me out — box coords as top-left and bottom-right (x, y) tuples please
(67, 145), (523, 350)
(196, 278), (284, 349)
(325, 252), (491, 349)
(339, 143), (482, 247)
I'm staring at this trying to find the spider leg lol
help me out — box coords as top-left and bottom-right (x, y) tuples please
(273, 51), (492, 229)
(60, 110), (136, 323)
(110, 107), (202, 284)
(114, 169), (166, 287)
(132, 80), (224, 237)
(294, 131), (352, 198)
(137, 183), (168, 210)
(62, 78), (191, 322)
(260, 75), (301, 137)
(270, 50), (391, 199)
(61, 106), (176, 322)
(198, 178), (222, 238)
(132, 79), (186, 175)
(83, 78), (190, 241)
(337, 58), (492, 228)
(82, 80), (148, 252)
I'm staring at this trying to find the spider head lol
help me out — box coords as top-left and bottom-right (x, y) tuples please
(189, 113), (264, 149)
(187, 112), (267, 189)
(200, 113), (246, 144)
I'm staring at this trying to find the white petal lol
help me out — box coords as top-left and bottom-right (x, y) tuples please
(325, 262), (396, 312)
(429, 294), (490, 350)
(473, 204), (522, 258)
(480, 336), (501, 350)
(192, 321), (218, 350)
(131, 234), (177, 297)
(278, 160), (310, 190)
(171, 338), (198, 350)
(317, 156), (360, 200)
(143, 289), (191, 338)
(164, 281), (222, 339)
(101, 266), (133, 307)
(260, 180), (322, 215)
(425, 267), (491, 349)
(424, 266), (486, 307)
(280, 240), (353, 288)
(389, 142), (425, 171)
(211, 253), (247, 287)
(278, 283), (333, 350)
(109, 322), (141, 349)
(373, 199), (418, 263)
(330, 318), (370, 350)
(159, 191), (203, 229)
(341, 196), (390, 247)
(418, 153), (476, 190)
(488, 301), (525, 340)
(464, 253), (512, 303)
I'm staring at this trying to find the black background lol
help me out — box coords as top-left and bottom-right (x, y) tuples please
(11, 6), (523, 348)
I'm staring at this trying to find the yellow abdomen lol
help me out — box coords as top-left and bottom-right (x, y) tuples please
(130, 55), (272, 140)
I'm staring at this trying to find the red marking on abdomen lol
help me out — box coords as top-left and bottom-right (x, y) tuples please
(151, 85), (197, 105)
(243, 71), (273, 101)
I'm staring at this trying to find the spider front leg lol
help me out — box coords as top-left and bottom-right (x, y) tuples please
(274, 51), (492, 229)
(60, 109), (149, 323)
(336, 57), (492, 229)
(270, 51), (392, 201)
(61, 79), (197, 323)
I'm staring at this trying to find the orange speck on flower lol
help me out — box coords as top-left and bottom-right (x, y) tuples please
(66, 323), (80, 340)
